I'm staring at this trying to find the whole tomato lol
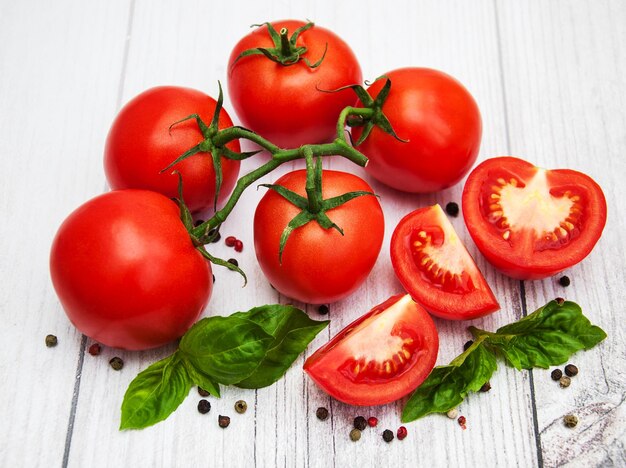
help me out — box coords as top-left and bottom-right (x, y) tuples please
(50, 190), (212, 350)
(352, 68), (482, 193)
(228, 20), (362, 148)
(104, 86), (241, 216)
(254, 170), (384, 304)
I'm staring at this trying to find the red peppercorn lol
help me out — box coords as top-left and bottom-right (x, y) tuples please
(225, 236), (237, 247)
(234, 240), (243, 252)
(458, 416), (467, 430)
(88, 343), (101, 356)
(367, 417), (378, 427)
(397, 426), (408, 440)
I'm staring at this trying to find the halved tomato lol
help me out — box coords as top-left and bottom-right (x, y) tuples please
(391, 204), (499, 320)
(304, 294), (438, 406)
(462, 157), (607, 280)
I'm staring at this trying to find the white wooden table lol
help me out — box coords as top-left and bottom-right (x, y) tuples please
(1, 1), (624, 467)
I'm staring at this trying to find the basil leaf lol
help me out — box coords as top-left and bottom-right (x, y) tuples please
(232, 305), (329, 388)
(471, 300), (607, 370)
(401, 340), (497, 423)
(181, 360), (221, 398)
(120, 352), (191, 430)
(179, 316), (273, 385)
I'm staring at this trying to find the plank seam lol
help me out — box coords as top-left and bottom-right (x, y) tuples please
(61, 334), (87, 468)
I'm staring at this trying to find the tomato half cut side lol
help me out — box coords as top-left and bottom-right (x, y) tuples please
(304, 294), (438, 406)
(390, 205), (499, 320)
(462, 157), (607, 280)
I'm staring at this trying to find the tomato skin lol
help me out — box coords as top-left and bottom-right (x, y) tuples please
(228, 20), (362, 148)
(253, 170), (384, 304)
(50, 190), (212, 350)
(104, 86), (241, 216)
(462, 157), (607, 280)
(391, 205), (499, 320)
(352, 68), (482, 193)
(304, 294), (439, 406)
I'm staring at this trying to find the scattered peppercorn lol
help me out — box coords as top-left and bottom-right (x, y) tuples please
(227, 258), (239, 267)
(463, 340), (474, 351)
(563, 414), (578, 428)
(198, 387), (210, 397)
(382, 429), (394, 443)
(447, 408), (458, 419)
(551, 369), (563, 381)
(218, 415), (230, 428)
(194, 219), (204, 227)
(197, 399), (211, 414)
(208, 229), (221, 243)
(480, 381), (492, 392)
(318, 305), (329, 315)
(555, 297), (565, 305)
(559, 276), (570, 287)
(234, 400), (247, 414)
(445, 202), (460, 217)
(316, 407), (329, 421)
(354, 416), (367, 431)
(349, 428), (361, 442)
(367, 417), (378, 427)
(458, 416), (467, 430)
(45, 334), (58, 347)
(565, 364), (579, 377)
(88, 343), (101, 356)
(396, 426), (408, 440)
(559, 376), (571, 388)
(212, 274), (215, 283)
(234, 240), (243, 252)
(109, 357), (124, 370)
(225, 236), (237, 247)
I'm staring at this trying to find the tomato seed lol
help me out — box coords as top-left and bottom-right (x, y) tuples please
(367, 417), (378, 427)
(445, 202), (459, 217)
(88, 343), (101, 356)
(198, 387), (210, 397)
(396, 426), (408, 440)
(318, 305), (329, 315)
(382, 429), (394, 443)
(563, 414), (578, 428)
(551, 369), (563, 381)
(109, 357), (124, 371)
(234, 240), (243, 252)
(349, 429), (361, 442)
(559, 276), (571, 287)
(354, 416), (367, 431)
(316, 407), (329, 421)
(234, 400), (247, 414)
(225, 236), (237, 247)
(198, 399), (211, 414)
(45, 334), (58, 347)
(565, 364), (578, 377)
(218, 415), (230, 428)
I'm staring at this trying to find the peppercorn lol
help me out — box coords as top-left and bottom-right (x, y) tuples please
(480, 381), (491, 392)
(234, 400), (247, 414)
(225, 236), (237, 247)
(316, 407), (329, 421)
(397, 426), (408, 440)
(447, 408), (458, 419)
(463, 340), (474, 351)
(563, 414), (578, 428)
(318, 304), (329, 315)
(349, 428), (361, 442)
(458, 415), (467, 429)
(565, 364), (579, 377)
(551, 369), (563, 380)
(197, 399), (211, 414)
(234, 240), (243, 252)
(382, 429), (394, 442)
(109, 357), (124, 370)
(194, 219), (204, 227)
(354, 416), (367, 431)
(227, 258), (239, 267)
(559, 376), (571, 388)
(212, 274), (215, 283)
(445, 202), (460, 217)
(559, 276), (570, 287)
(218, 415), (230, 428)
(555, 297), (565, 305)
(368, 417), (378, 427)
(45, 334), (58, 347)
(88, 343), (101, 356)
(198, 387), (210, 397)
(208, 229), (221, 243)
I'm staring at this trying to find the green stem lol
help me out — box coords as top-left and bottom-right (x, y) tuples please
(303, 147), (321, 213)
(279, 28), (291, 56)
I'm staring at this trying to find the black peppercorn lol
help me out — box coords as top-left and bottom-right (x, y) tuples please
(551, 369), (563, 381)
(565, 364), (578, 377)
(354, 416), (367, 431)
(445, 202), (460, 217)
(208, 229), (221, 243)
(234, 400), (247, 414)
(563, 414), (578, 428)
(45, 334), (58, 347)
(198, 399), (211, 414)
(463, 340), (474, 351)
(109, 357), (124, 370)
(194, 219), (204, 227)
(316, 407), (329, 421)
(198, 387), (210, 397)
(559, 276), (570, 287)
(318, 305), (329, 315)
(218, 415), (230, 428)
(227, 258), (239, 267)
(382, 429), (394, 442)
(480, 381), (491, 392)
(555, 297), (565, 305)
(212, 274), (215, 283)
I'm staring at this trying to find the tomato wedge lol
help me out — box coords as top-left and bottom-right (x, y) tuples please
(462, 157), (607, 280)
(304, 294), (438, 406)
(391, 205), (499, 320)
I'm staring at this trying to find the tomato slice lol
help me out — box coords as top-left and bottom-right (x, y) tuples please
(390, 205), (499, 320)
(304, 294), (438, 406)
(462, 157), (607, 280)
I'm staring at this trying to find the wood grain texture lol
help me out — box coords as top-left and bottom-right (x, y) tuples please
(0, 0), (624, 467)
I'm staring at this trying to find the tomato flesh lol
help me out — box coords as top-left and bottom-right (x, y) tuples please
(462, 157), (607, 279)
(304, 294), (438, 406)
(391, 205), (499, 320)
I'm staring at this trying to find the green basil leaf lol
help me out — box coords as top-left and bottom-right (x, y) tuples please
(401, 340), (497, 423)
(179, 316), (273, 385)
(181, 360), (221, 398)
(471, 300), (607, 370)
(232, 305), (329, 388)
(120, 352), (191, 430)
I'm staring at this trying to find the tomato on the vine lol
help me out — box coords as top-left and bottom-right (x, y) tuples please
(253, 170), (384, 304)
(104, 86), (241, 216)
(462, 156), (607, 280)
(50, 190), (212, 350)
(228, 20), (362, 148)
(304, 294), (439, 406)
(391, 204), (499, 320)
(352, 68), (482, 193)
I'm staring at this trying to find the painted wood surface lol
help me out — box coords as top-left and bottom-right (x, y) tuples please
(0, 1), (624, 467)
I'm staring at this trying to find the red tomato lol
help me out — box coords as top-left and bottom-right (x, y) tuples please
(50, 190), (212, 350)
(254, 170), (384, 304)
(228, 20), (362, 148)
(391, 204), (499, 320)
(462, 157), (607, 280)
(104, 86), (241, 216)
(352, 68), (482, 193)
(304, 294), (439, 406)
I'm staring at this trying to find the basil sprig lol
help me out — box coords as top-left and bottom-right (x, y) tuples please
(401, 300), (607, 423)
(120, 305), (328, 430)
